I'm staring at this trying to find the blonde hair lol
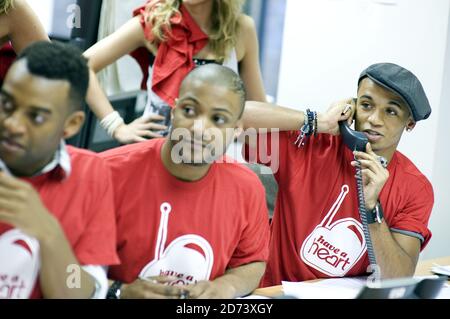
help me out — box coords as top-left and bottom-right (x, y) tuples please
(0, 0), (14, 14)
(143, 0), (244, 61)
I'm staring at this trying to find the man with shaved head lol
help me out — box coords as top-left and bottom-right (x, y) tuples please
(101, 64), (270, 299)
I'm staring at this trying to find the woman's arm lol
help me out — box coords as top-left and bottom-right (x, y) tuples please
(84, 17), (164, 143)
(7, 0), (49, 52)
(84, 16), (146, 120)
(84, 16), (148, 73)
(237, 15), (267, 102)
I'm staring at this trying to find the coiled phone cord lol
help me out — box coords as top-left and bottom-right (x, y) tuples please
(354, 158), (377, 267)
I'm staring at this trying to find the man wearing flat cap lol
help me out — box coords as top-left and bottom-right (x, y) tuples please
(242, 62), (434, 286)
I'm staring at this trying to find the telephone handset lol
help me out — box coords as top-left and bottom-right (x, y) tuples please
(338, 121), (368, 152)
(339, 120), (378, 272)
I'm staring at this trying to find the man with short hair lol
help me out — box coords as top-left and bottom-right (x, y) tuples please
(0, 41), (119, 299)
(101, 64), (270, 299)
(243, 63), (434, 286)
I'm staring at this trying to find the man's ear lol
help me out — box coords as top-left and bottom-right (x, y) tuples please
(405, 118), (416, 132)
(63, 111), (85, 139)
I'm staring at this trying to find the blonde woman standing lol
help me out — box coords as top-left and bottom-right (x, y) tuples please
(85, 0), (266, 144)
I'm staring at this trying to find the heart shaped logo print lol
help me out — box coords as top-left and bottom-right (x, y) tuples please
(139, 203), (214, 285)
(300, 185), (366, 277)
(0, 229), (40, 299)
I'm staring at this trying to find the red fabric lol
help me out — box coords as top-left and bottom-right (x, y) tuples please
(100, 138), (270, 284)
(129, 47), (152, 91)
(244, 132), (434, 286)
(0, 146), (119, 299)
(131, 1), (208, 107)
(0, 43), (16, 83)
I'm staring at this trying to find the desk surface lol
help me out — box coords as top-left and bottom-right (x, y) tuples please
(253, 256), (450, 298)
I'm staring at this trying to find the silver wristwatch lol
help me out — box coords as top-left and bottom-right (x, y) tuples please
(367, 201), (384, 224)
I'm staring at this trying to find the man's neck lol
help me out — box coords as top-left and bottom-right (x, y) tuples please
(182, 1), (213, 33)
(161, 140), (211, 182)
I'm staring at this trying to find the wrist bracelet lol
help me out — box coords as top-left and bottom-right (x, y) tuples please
(307, 109), (314, 136)
(294, 109), (317, 148)
(314, 111), (318, 136)
(294, 110), (309, 147)
(100, 111), (125, 138)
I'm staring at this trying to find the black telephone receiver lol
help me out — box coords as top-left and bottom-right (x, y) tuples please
(338, 121), (368, 152)
(339, 120), (378, 269)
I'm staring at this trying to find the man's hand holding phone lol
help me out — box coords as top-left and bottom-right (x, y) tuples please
(322, 98), (357, 135)
(351, 143), (389, 211)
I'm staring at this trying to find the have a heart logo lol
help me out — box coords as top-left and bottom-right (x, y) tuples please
(300, 185), (366, 277)
(0, 229), (40, 299)
(139, 203), (214, 285)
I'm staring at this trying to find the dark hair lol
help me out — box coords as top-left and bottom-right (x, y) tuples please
(180, 63), (246, 118)
(16, 41), (89, 111)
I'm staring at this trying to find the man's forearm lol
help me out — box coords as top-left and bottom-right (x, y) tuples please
(243, 101), (331, 133)
(38, 225), (95, 299)
(212, 261), (266, 298)
(369, 221), (418, 279)
(243, 102), (304, 131)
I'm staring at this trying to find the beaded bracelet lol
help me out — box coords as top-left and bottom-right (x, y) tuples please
(294, 109), (316, 147)
(100, 111), (125, 138)
(314, 111), (318, 136)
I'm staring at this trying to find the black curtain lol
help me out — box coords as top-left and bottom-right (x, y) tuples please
(67, 0), (103, 148)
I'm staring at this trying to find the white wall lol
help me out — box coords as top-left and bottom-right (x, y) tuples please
(27, 0), (54, 34)
(278, 0), (450, 258)
(423, 4), (450, 260)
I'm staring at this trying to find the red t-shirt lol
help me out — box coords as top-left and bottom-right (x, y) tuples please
(0, 146), (119, 299)
(100, 138), (270, 285)
(244, 132), (434, 286)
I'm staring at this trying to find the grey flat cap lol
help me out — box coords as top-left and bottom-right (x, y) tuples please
(358, 63), (431, 122)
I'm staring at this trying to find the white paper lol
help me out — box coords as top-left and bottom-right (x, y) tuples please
(436, 284), (450, 299)
(282, 276), (449, 299)
(282, 278), (366, 299)
(431, 265), (450, 277)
